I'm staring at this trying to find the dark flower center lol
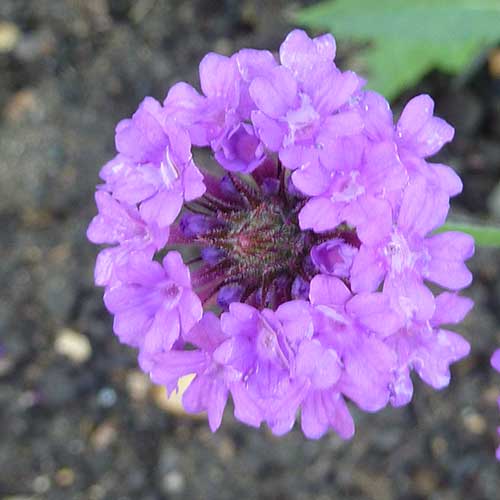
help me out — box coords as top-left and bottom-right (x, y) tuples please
(180, 165), (350, 310)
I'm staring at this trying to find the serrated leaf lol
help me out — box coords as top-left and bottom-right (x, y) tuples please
(295, 0), (500, 98)
(437, 222), (500, 247)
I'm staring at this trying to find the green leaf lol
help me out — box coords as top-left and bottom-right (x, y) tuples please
(437, 222), (500, 247)
(295, 0), (500, 99)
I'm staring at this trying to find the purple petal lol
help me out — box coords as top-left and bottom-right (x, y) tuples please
(266, 380), (309, 436)
(140, 188), (184, 228)
(430, 163), (463, 197)
(183, 311), (227, 353)
(114, 252), (164, 286)
(314, 71), (360, 114)
(346, 292), (403, 337)
(251, 110), (286, 151)
(339, 334), (395, 412)
(214, 123), (265, 173)
(230, 382), (263, 428)
(87, 191), (143, 244)
(150, 349), (207, 388)
(384, 273), (436, 322)
(301, 391), (354, 440)
(311, 238), (357, 278)
(276, 300), (313, 342)
(397, 94), (435, 140)
(431, 292), (474, 326)
(412, 117), (454, 158)
(182, 161), (206, 201)
(162, 251), (191, 288)
(412, 328), (470, 389)
(112, 308), (151, 347)
(115, 97), (167, 164)
(345, 196), (393, 246)
(296, 339), (341, 388)
(350, 244), (386, 293)
(424, 232), (474, 290)
(321, 110), (364, 138)
(111, 164), (160, 205)
(236, 48), (278, 117)
(178, 290), (203, 333)
(491, 350), (500, 372)
(183, 375), (229, 431)
(279, 29), (335, 82)
(280, 143), (318, 170)
(199, 53), (239, 104)
(298, 197), (342, 232)
(319, 135), (366, 172)
(249, 66), (298, 119)
(309, 274), (352, 306)
(313, 33), (336, 61)
(397, 175), (449, 236)
(143, 308), (180, 355)
(359, 90), (393, 141)
(291, 161), (331, 196)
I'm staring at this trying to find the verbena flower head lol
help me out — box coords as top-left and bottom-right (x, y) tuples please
(88, 29), (475, 441)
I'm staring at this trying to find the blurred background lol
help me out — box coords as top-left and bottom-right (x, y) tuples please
(1, 1), (500, 499)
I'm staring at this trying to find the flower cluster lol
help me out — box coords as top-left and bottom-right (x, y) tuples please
(88, 30), (474, 439)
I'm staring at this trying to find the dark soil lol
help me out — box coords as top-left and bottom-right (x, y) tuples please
(1, 1), (500, 499)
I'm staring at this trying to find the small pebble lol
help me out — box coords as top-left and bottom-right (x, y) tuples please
(431, 435), (448, 457)
(463, 412), (487, 435)
(414, 467), (439, 496)
(97, 387), (117, 408)
(0, 22), (20, 53)
(88, 484), (107, 500)
(54, 328), (92, 364)
(91, 421), (118, 450)
(0, 355), (14, 376)
(153, 374), (203, 418)
(55, 467), (75, 487)
(33, 474), (51, 494)
(4, 89), (38, 122)
(162, 470), (185, 494)
(126, 370), (150, 402)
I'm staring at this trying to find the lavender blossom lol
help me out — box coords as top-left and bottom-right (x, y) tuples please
(88, 29), (475, 443)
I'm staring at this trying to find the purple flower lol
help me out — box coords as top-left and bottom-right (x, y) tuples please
(359, 90), (460, 198)
(297, 137), (407, 243)
(388, 292), (472, 406)
(150, 312), (240, 431)
(295, 338), (354, 439)
(87, 29), (475, 444)
(87, 191), (169, 286)
(219, 301), (312, 435)
(351, 176), (473, 323)
(279, 29), (337, 83)
(166, 53), (240, 148)
(165, 49), (275, 173)
(311, 238), (358, 278)
(214, 122), (266, 173)
(104, 97), (205, 227)
(103, 252), (202, 367)
(308, 275), (400, 412)
(250, 30), (362, 172)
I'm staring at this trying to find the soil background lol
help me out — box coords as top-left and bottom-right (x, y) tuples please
(1, 1), (500, 499)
